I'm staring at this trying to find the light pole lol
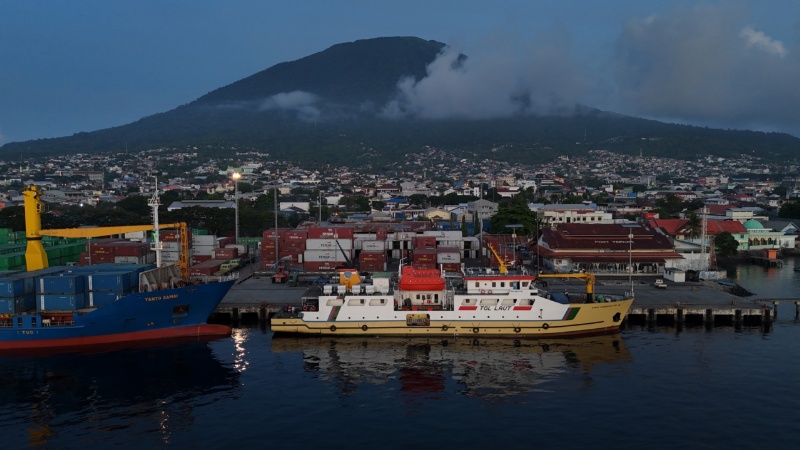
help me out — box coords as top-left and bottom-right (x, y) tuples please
(231, 171), (241, 243)
(628, 231), (634, 297)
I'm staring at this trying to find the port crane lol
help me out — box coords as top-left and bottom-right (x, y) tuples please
(23, 185), (190, 279)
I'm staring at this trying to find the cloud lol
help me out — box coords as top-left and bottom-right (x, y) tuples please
(612, 3), (800, 135)
(259, 90), (320, 121)
(740, 26), (788, 57)
(382, 29), (590, 120)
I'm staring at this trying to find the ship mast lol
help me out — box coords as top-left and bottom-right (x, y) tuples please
(149, 178), (163, 268)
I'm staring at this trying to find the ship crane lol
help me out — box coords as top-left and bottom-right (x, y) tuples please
(23, 185), (190, 279)
(535, 271), (597, 303)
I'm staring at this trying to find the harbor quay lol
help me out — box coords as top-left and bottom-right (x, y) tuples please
(210, 263), (796, 329)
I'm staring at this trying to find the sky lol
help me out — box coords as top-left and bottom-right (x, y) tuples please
(1, 0), (799, 147)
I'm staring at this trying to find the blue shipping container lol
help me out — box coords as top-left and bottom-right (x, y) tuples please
(88, 290), (129, 307)
(87, 272), (135, 292)
(0, 276), (35, 297)
(0, 294), (36, 314)
(37, 274), (87, 294)
(38, 292), (86, 311)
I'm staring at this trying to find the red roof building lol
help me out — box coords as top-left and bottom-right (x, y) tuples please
(533, 223), (682, 274)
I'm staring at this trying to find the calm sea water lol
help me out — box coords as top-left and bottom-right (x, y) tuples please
(2, 261), (799, 450)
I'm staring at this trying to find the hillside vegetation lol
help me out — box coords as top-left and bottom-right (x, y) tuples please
(3, 36), (798, 165)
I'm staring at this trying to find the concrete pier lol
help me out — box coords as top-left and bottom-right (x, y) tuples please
(210, 264), (779, 331)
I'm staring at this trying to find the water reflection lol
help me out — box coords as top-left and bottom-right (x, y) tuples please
(0, 340), (239, 448)
(271, 335), (631, 398)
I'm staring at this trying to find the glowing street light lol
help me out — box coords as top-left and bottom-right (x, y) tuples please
(231, 171), (241, 243)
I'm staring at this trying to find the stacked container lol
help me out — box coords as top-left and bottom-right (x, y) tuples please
(0, 274), (36, 314)
(37, 273), (86, 311)
(86, 270), (136, 307)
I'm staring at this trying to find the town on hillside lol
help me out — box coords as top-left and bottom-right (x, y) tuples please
(2, 147), (800, 279)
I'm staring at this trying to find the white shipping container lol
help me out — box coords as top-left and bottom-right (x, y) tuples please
(423, 230), (463, 239)
(114, 256), (144, 264)
(305, 238), (353, 250)
(192, 245), (214, 256)
(303, 249), (351, 262)
(361, 240), (386, 251)
(438, 239), (465, 249)
(436, 252), (461, 263)
(192, 235), (217, 246)
(160, 242), (181, 252)
(124, 231), (147, 240)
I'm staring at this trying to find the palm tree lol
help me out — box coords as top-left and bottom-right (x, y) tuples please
(686, 212), (701, 239)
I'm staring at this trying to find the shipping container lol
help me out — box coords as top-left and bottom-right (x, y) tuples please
(38, 292), (86, 311)
(303, 261), (341, 272)
(307, 227), (354, 239)
(192, 235), (217, 246)
(0, 275), (35, 297)
(413, 236), (437, 249)
(87, 271), (135, 292)
(37, 274), (86, 294)
(303, 249), (351, 262)
(87, 290), (127, 307)
(212, 247), (239, 260)
(284, 230), (308, 242)
(263, 228), (292, 240)
(191, 254), (213, 265)
(305, 238), (353, 250)
(189, 259), (226, 277)
(359, 260), (387, 272)
(361, 240), (386, 252)
(440, 263), (462, 273)
(0, 294), (36, 314)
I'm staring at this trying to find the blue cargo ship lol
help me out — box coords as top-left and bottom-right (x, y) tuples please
(0, 264), (235, 351)
(0, 185), (235, 352)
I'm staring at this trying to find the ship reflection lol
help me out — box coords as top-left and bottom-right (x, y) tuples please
(0, 340), (239, 448)
(271, 335), (631, 398)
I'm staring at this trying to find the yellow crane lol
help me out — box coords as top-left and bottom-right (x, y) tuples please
(536, 271), (597, 302)
(486, 242), (511, 274)
(23, 185), (190, 279)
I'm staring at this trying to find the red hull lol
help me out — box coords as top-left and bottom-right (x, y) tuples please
(0, 324), (231, 352)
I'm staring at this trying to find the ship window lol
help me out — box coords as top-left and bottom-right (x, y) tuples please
(347, 298), (365, 306)
(474, 282), (480, 288)
(31, 317), (37, 327)
(479, 298), (496, 306)
(17, 317), (21, 327)
(327, 298), (344, 306)
(464, 298), (473, 305)
(522, 281), (529, 287)
(501, 282), (505, 287)
(492, 282), (497, 288)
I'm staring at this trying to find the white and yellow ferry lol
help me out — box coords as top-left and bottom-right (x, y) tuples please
(270, 265), (633, 338)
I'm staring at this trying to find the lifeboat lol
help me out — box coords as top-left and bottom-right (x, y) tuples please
(398, 265), (445, 291)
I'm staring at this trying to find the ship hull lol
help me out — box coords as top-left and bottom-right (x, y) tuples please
(271, 298), (633, 338)
(0, 280), (235, 351)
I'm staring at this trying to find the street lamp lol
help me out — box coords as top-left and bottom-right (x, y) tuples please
(231, 171), (241, 243)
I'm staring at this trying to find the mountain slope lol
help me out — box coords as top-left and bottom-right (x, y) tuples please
(2, 36), (798, 165)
